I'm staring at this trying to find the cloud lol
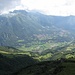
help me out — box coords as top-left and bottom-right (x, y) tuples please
(21, 0), (75, 16)
(0, 0), (75, 16)
(0, 0), (21, 13)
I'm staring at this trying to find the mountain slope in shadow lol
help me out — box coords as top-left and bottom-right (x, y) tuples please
(0, 53), (36, 75)
(16, 59), (75, 75)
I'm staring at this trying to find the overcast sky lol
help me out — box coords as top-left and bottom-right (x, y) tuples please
(0, 0), (75, 16)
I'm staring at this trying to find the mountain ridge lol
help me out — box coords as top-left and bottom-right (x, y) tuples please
(0, 10), (74, 47)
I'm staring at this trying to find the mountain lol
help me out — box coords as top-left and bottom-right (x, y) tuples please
(1, 10), (75, 75)
(0, 10), (74, 48)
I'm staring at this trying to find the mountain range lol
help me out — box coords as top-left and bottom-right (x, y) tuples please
(0, 10), (75, 47)
(1, 10), (75, 75)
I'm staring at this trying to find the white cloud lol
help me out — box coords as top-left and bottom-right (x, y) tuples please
(21, 0), (75, 16)
(0, 0), (21, 14)
(0, 0), (75, 16)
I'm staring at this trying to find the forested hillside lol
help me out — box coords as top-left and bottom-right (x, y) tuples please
(0, 47), (36, 75)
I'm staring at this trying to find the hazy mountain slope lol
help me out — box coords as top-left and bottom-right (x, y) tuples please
(0, 11), (44, 46)
(0, 10), (74, 47)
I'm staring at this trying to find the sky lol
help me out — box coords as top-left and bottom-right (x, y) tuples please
(0, 0), (75, 16)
